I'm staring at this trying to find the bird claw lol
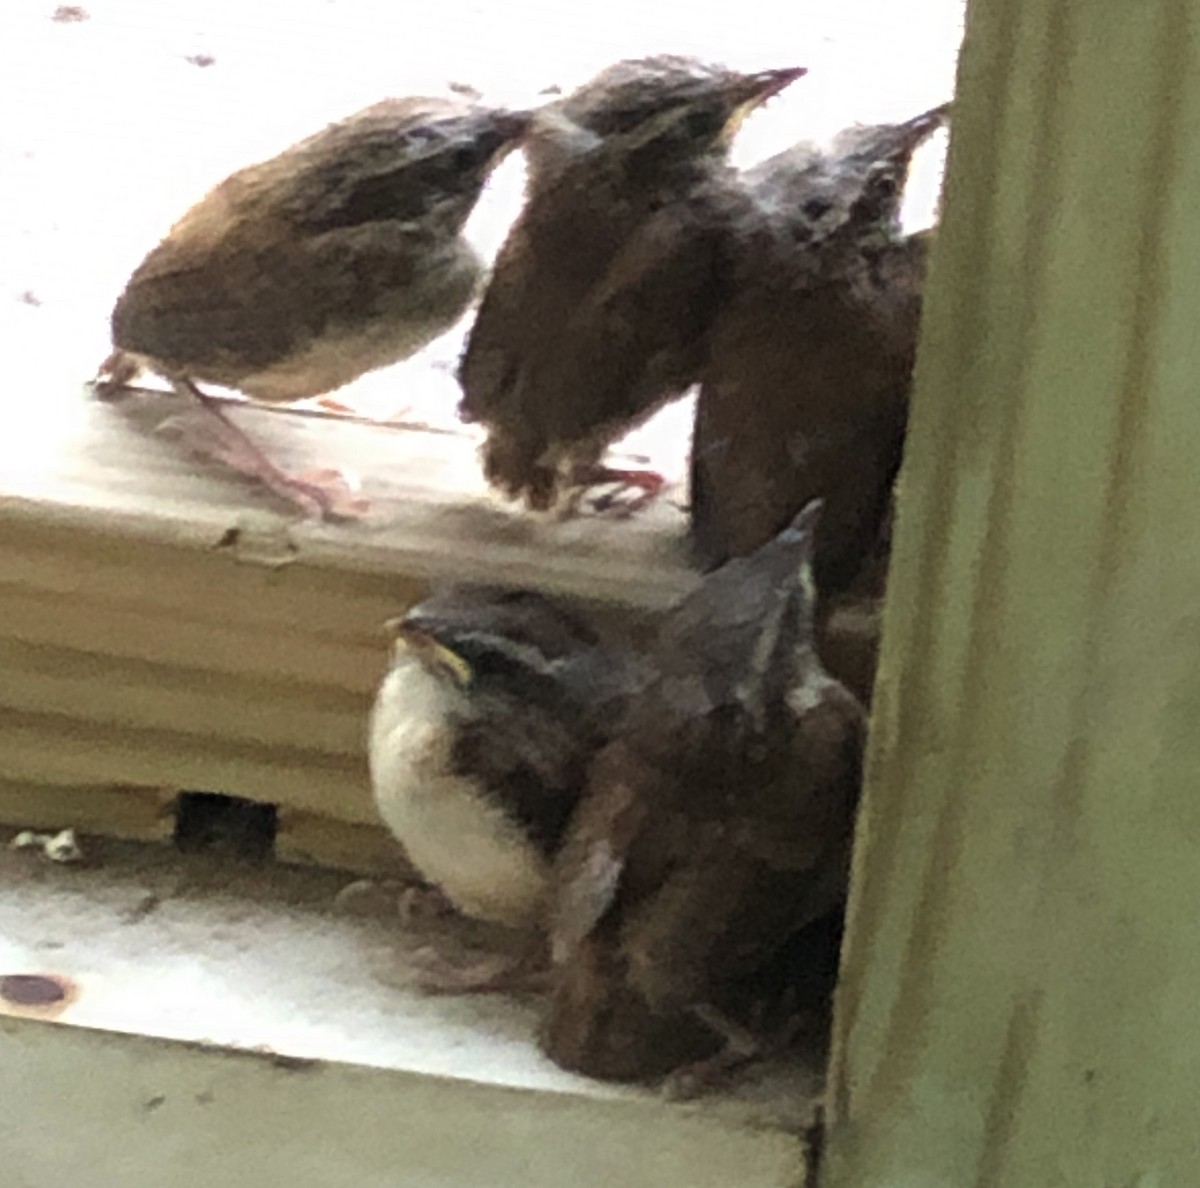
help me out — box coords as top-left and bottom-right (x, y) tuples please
(396, 883), (459, 927)
(660, 1057), (747, 1101)
(660, 1002), (825, 1099)
(292, 468), (370, 519)
(407, 945), (549, 997)
(568, 465), (668, 518)
(659, 1004), (766, 1100)
(92, 350), (141, 400)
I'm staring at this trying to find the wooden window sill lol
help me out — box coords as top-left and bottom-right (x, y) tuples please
(0, 386), (698, 871)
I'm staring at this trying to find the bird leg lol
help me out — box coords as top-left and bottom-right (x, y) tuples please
(660, 999), (822, 1100)
(659, 1004), (766, 1100)
(164, 377), (369, 520)
(566, 463), (667, 518)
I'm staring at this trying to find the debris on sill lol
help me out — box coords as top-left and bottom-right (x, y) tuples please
(211, 515), (300, 568)
(11, 828), (84, 864)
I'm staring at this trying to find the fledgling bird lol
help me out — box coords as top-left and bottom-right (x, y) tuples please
(96, 98), (530, 517)
(368, 585), (652, 991)
(689, 103), (950, 596)
(543, 501), (867, 1091)
(458, 55), (806, 514)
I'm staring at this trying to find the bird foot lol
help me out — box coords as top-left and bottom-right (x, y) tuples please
(397, 883), (460, 927)
(660, 1002), (824, 1100)
(567, 464), (668, 518)
(93, 350), (142, 400)
(161, 386), (369, 520)
(408, 945), (550, 997)
(335, 879), (462, 926)
(660, 1005), (764, 1100)
(333, 878), (406, 917)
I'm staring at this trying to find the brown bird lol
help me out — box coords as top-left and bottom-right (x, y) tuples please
(542, 501), (866, 1091)
(96, 97), (530, 517)
(368, 585), (652, 991)
(689, 103), (950, 596)
(458, 55), (806, 514)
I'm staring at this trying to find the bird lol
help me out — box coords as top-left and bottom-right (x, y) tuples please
(367, 584), (652, 991)
(689, 103), (950, 597)
(458, 55), (806, 514)
(95, 97), (531, 518)
(542, 501), (867, 1091)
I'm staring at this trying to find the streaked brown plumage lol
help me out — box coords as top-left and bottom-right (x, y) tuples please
(368, 585), (653, 992)
(458, 56), (805, 512)
(542, 502), (866, 1089)
(97, 97), (529, 516)
(689, 104), (950, 595)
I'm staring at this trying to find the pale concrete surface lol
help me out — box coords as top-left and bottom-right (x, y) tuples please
(0, 836), (823, 1186)
(0, 836), (821, 1118)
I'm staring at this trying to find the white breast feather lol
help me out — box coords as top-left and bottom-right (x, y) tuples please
(368, 656), (550, 928)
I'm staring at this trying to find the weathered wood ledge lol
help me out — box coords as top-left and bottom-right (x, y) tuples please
(0, 388), (698, 870)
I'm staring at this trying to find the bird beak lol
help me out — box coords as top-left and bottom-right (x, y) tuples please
(719, 67), (807, 141)
(495, 108), (537, 144)
(901, 101), (952, 144)
(915, 100), (953, 127)
(388, 621), (474, 687)
(731, 65), (808, 108)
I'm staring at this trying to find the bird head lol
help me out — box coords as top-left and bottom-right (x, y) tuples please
(830, 101), (952, 232)
(657, 499), (826, 723)
(831, 101), (951, 171)
(293, 98), (533, 234)
(384, 587), (596, 696)
(549, 56), (806, 169)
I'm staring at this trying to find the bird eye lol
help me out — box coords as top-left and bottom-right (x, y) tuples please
(452, 144), (482, 171)
(803, 197), (832, 221)
(681, 107), (725, 141)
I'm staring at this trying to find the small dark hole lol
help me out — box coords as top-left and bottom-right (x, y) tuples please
(173, 792), (278, 862)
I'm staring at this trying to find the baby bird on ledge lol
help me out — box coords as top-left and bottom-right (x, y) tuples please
(458, 55), (806, 515)
(96, 97), (530, 518)
(543, 501), (866, 1093)
(690, 103), (950, 596)
(368, 585), (651, 992)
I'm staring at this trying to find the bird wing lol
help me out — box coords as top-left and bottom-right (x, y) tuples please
(549, 738), (655, 964)
(553, 195), (732, 432)
(620, 688), (865, 1003)
(112, 217), (428, 378)
(690, 227), (921, 586)
(457, 180), (622, 422)
(449, 694), (593, 859)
